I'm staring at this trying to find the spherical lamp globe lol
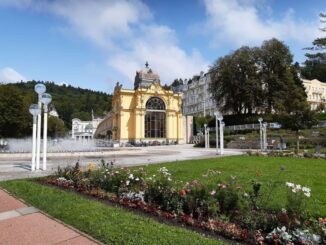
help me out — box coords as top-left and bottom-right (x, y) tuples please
(29, 104), (40, 116)
(34, 83), (46, 95)
(41, 93), (52, 105)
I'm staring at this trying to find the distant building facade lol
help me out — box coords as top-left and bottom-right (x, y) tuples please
(49, 106), (59, 118)
(302, 78), (326, 110)
(72, 113), (103, 140)
(174, 71), (217, 117)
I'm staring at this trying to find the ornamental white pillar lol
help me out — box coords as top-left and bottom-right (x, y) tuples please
(29, 104), (40, 171)
(204, 124), (207, 148)
(220, 122), (224, 155)
(207, 127), (210, 148)
(41, 93), (52, 170)
(214, 111), (220, 155)
(36, 100), (42, 170)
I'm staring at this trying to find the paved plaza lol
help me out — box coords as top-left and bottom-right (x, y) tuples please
(0, 144), (245, 181)
(0, 189), (99, 245)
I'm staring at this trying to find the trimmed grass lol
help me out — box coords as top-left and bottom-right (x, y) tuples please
(0, 155), (325, 244)
(142, 156), (326, 217)
(0, 179), (226, 245)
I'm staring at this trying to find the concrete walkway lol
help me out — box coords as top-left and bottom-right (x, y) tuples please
(0, 145), (246, 181)
(0, 189), (99, 245)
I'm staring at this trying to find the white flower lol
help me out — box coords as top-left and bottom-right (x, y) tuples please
(126, 180), (130, 186)
(210, 190), (216, 196)
(292, 188), (297, 193)
(135, 177), (139, 181)
(302, 187), (311, 193)
(282, 208), (287, 213)
(115, 171), (119, 174)
(243, 193), (249, 197)
(128, 174), (134, 180)
(295, 184), (302, 190)
(286, 182), (294, 188)
(168, 177), (172, 181)
(304, 192), (311, 197)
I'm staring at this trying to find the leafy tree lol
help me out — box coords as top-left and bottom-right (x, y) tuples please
(0, 81), (112, 137)
(258, 38), (294, 113)
(47, 116), (67, 138)
(301, 13), (326, 82)
(71, 111), (91, 121)
(194, 115), (213, 131)
(0, 85), (31, 137)
(210, 46), (261, 115)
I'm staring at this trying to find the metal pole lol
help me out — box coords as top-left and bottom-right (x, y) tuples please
(263, 124), (267, 151)
(207, 127), (210, 148)
(42, 105), (48, 170)
(32, 116), (37, 171)
(215, 116), (218, 155)
(204, 124), (207, 148)
(220, 121), (224, 155)
(36, 99), (42, 170)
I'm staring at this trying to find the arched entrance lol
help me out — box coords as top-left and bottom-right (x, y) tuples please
(145, 97), (166, 138)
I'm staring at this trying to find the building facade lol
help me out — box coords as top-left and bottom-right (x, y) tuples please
(95, 63), (186, 144)
(177, 72), (217, 117)
(302, 78), (326, 110)
(71, 114), (103, 140)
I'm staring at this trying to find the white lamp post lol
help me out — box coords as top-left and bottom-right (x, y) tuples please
(204, 124), (207, 148)
(217, 115), (224, 155)
(214, 111), (219, 155)
(41, 93), (52, 170)
(263, 122), (268, 151)
(207, 127), (210, 148)
(34, 83), (46, 170)
(258, 117), (263, 151)
(29, 104), (40, 171)
(220, 122), (225, 155)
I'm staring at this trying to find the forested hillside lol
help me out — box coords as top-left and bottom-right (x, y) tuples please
(0, 81), (112, 138)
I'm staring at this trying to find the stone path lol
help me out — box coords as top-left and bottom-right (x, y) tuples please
(0, 145), (246, 181)
(0, 189), (99, 245)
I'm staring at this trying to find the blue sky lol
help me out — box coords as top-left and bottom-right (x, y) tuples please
(0, 0), (324, 93)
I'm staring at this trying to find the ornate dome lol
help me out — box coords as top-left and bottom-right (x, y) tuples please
(134, 62), (160, 89)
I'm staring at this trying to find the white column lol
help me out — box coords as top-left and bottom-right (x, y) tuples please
(260, 126), (263, 150)
(42, 105), (48, 170)
(204, 124), (207, 148)
(263, 125), (267, 151)
(36, 100), (42, 170)
(31, 116), (37, 171)
(219, 120), (224, 155)
(215, 117), (219, 155)
(207, 128), (210, 148)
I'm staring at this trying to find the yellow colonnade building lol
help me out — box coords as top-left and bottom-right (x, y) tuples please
(95, 63), (188, 144)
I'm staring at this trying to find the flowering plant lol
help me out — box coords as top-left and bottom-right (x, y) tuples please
(291, 228), (321, 245)
(266, 226), (293, 245)
(144, 167), (180, 212)
(285, 182), (311, 219)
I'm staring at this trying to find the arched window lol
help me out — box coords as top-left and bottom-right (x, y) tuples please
(146, 97), (166, 110)
(145, 97), (166, 138)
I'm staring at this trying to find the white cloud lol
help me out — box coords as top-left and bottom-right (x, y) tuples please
(0, 0), (208, 86)
(202, 0), (319, 47)
(107, 24), (208, 83)
(0, 67), (26, 83)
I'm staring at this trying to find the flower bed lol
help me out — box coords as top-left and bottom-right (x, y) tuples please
(41, 162), (326, 245)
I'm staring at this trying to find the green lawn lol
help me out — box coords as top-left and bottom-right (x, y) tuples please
(142, 155), (326, 217)
(0, 179), (226, 245)
(1, 155), (325, 245)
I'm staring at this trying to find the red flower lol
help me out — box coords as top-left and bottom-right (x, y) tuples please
(179, 189), (186, 197)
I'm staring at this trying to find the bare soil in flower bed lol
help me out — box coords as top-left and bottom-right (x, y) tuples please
(39, 177), (250, 245)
